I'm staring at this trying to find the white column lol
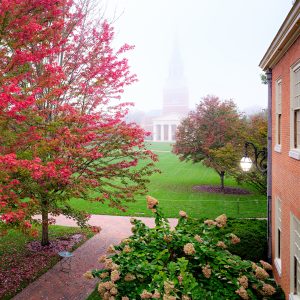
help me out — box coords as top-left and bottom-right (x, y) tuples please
(168, 124), (172, 141)
(153, 123), (157, 141)
(160, 124), (164, 141)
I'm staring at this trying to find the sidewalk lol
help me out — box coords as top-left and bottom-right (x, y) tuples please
(12, 215), (177, 300)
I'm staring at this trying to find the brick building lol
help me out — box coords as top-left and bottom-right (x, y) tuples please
(259, 1), (300, 298)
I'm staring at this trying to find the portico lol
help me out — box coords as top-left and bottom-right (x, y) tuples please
(152, 114), (181, 142)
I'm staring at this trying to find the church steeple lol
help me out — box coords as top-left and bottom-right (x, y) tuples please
(168, 38), (185, 79)
(163, 38), (189, 115)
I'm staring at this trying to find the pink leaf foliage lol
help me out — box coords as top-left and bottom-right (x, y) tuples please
(0, 0), (158, 234)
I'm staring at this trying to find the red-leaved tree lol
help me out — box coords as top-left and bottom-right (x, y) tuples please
(0, 0), (158, 245)
(173, 95), (246, 190)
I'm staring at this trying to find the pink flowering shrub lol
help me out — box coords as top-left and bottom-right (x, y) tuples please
(86, 198), (284, 299)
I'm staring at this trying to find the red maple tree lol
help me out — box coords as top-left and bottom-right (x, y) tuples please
(0, 0), (157, 245)
(173, 95), (245, 190)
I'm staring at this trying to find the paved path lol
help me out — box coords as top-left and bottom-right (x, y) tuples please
(13, 215), (177, 300)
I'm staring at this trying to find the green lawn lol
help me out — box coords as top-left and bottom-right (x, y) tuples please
(86, 288), (99, 300)
(69, 142), (266, 219)
(0, 226), (94, 300)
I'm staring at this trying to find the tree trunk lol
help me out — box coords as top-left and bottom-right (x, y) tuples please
(220, 171), (225, 191)
(41, 200), (49, 246)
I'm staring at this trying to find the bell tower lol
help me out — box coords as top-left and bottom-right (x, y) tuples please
(163, 39), (189, 115)
(152, 38), (189, 142)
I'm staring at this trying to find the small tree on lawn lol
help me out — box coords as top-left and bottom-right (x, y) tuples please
(0, 0), (158, 245)
(173, 95), (246, 190)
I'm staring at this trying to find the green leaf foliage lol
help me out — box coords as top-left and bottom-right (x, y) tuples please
(183, 218), (268, 262)
(173, 95), (247, 190)
(87, 198), (284, 300)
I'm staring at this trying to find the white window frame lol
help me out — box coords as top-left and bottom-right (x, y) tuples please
(289, 60), (300, 160)
(275, 79), (282, 152)
(275, 197), (282, 276)
(290, 214), (300, 300)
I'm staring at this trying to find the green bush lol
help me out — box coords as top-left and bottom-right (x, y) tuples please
(183, 218), (267, 262)
(86, 197), (284, 300)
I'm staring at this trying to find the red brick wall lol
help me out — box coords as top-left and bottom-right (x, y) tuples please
(271, 37), (300, 298)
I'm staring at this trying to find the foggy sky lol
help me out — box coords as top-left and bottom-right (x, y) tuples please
(102, 0), (293, 114)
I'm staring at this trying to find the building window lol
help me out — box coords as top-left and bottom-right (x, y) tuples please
(276, 79), (282, 148)
(295, 109), (300, 148)
(295, 256), (300, 296)
(290, 62), (300, 160)
(275, 198), (282, 275)
(278, 114), (282, 145)
(290, 214), (300, 297)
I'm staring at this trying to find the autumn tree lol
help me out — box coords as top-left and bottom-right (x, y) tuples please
(173, 96), (246, 190)
(0, 0), (158, 245)
(230, 112), (268, 194)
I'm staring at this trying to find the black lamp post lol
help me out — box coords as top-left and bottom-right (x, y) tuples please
(240, 140), (271, 263)
(240, 141), (267, 174)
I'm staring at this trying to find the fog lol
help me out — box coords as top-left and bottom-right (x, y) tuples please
(102, 0), (293, 114)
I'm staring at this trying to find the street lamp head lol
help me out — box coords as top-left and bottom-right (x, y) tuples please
(240, 156), (252, 172)
(240, 141), (267, 174)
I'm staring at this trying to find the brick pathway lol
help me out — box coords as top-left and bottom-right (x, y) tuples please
(12, 215), (177, 300)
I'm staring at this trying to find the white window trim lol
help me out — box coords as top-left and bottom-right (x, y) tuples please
(275, 258), (282, 277)
(289, 294), (300, 300)
(275, 197), (282, 277)
(289, 149), (300, 160)
(276, 78), (282, 146)
(290, 214), (300, 297)
(290, 60), (300, 154)
(275, 144), (282, 153)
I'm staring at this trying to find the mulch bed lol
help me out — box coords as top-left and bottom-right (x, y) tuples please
(0, 234), (84, 299)
(27, 233), (83, 253)
(192, 185), (251, 195)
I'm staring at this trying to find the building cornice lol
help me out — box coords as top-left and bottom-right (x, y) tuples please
(259, 0), (300, 71)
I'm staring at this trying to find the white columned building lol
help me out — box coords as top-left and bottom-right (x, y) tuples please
(152, 39), (189, 142)
(153, 116), (181, 142)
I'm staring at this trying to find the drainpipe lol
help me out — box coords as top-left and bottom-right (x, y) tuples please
(266, 68), (272, 263)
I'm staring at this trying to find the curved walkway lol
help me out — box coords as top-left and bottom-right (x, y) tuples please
(12, 215), (178, 300)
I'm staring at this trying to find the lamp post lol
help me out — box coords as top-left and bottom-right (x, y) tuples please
(240, 140), (271, 263)
(240, 141), (267, 174)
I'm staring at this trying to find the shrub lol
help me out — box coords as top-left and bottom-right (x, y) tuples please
(225, 219), (267, 262)
(86, 197), (284, 299)
(183, 218), (267, 262)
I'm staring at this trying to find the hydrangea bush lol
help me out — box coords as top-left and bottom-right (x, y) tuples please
(85, 196), (284, 300)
